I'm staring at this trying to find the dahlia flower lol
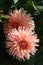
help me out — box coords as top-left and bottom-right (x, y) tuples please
(6, 26), (39, 61)
(3, 8), (35, 34)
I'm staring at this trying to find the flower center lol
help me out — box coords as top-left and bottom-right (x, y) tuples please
(12, 23), (19, 28)
(19, 40), (28, 49)
(11, 22), (21, 29)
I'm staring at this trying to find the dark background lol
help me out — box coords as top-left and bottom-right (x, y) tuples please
(0, 0), (43, 65)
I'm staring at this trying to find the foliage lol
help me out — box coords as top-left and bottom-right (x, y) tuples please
(0, 0), (43, 65)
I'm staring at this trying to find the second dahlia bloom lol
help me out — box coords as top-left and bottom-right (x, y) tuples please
(6, 26), (39, 61)
(3, 8), (35, 34)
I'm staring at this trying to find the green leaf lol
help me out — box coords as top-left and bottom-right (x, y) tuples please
(14, 0), (18, 4)
(0, 15), (8, 19)
(36, 6), (43, 11)
(31, 1), (40, 14)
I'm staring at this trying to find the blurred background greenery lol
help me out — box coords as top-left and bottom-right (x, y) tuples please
(0, 0), (43, 65)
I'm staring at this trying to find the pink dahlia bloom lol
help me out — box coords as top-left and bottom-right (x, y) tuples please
(3, 8), (35, 34)
(6, 26), (39, 61)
